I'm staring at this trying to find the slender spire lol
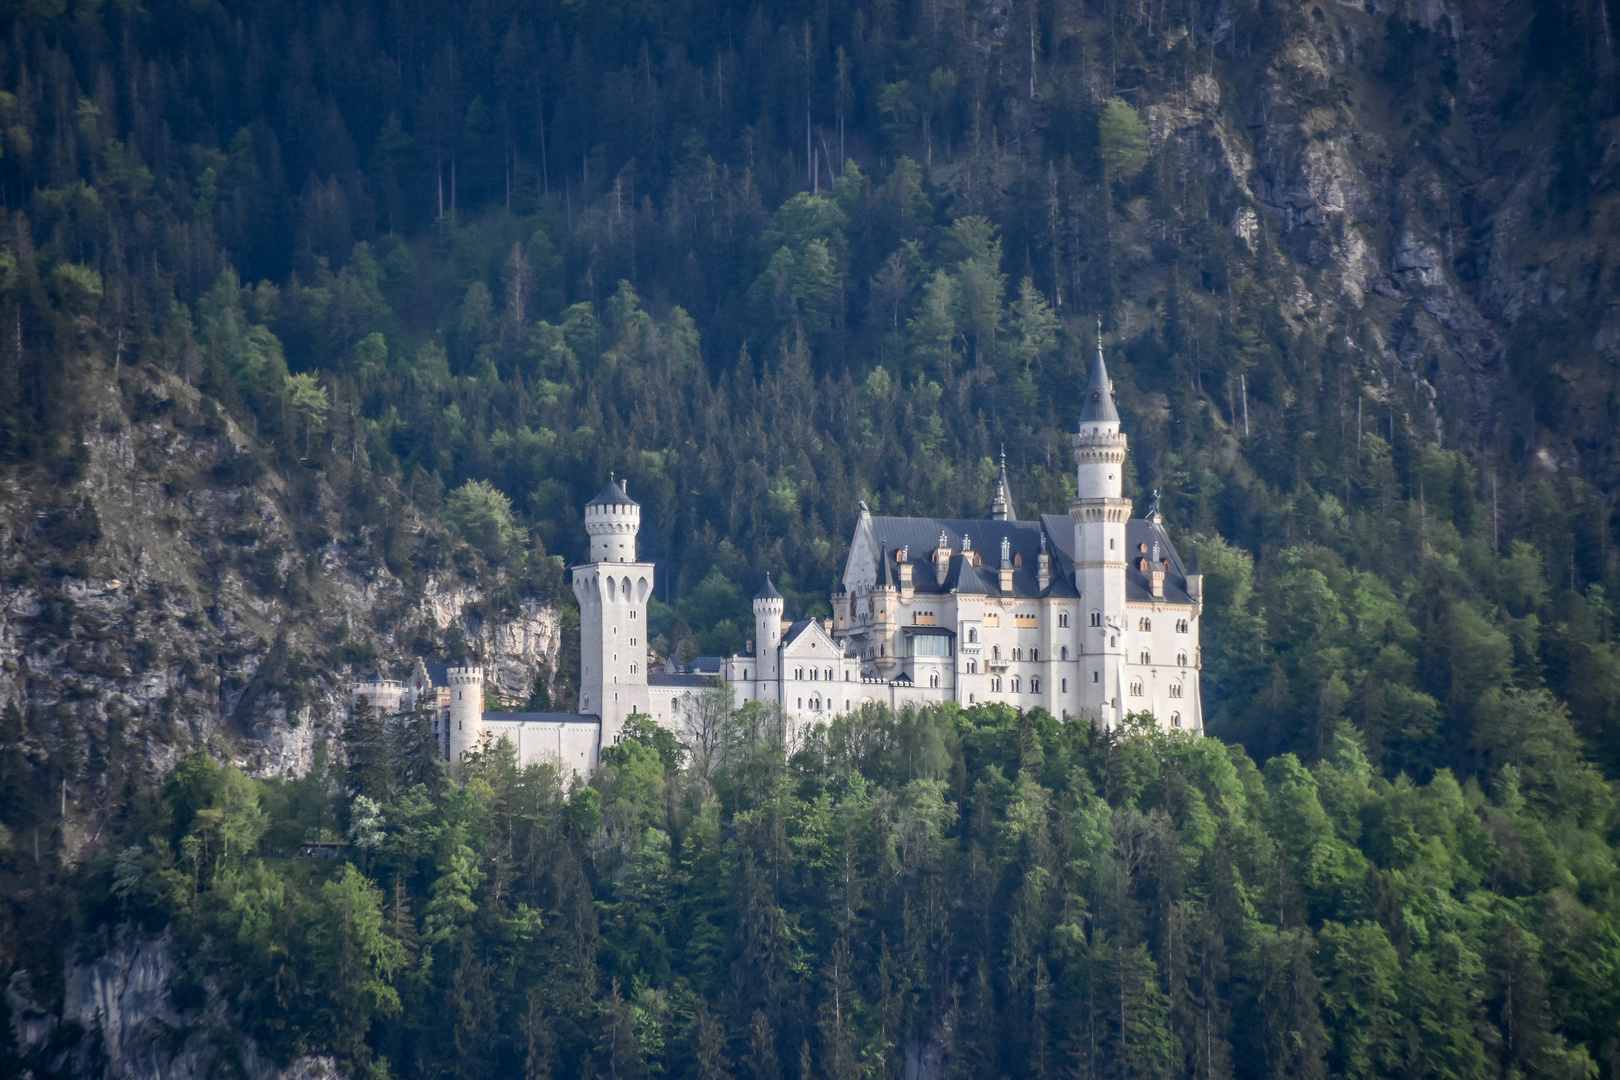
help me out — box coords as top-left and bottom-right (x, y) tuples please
(1079, 319), (1119, 423)
(990, 444), (1017, 520)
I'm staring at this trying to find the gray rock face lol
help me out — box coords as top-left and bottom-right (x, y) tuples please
(0, 362), (564, 857)
(10, 933), (343, 1080)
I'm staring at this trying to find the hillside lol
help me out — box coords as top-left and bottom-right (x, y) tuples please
(0, 0), (1618, 1077)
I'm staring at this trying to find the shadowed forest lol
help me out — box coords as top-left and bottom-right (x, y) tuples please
(1, 0), (1619, 1076)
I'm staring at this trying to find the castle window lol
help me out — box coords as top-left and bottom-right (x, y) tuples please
(825, 668), (833, 680)
(1140, 651), (1151, 665)
(1171, 712), (1182, 728)
(1139, 617), (1151, 631)
(992, 645), (1000, 660)
(1011, 677), (1021, 693)
(1093, 671), (1100, 683)
(968, 628), (978, 643)
(1059, 612), (1070, 628)
(796, 667), (804, 679)
(991, 677), (1002, 692)
(744, 670), (749, 680)
(1061, 646), (1069, 660)
(798, 698), (803, 709)
(1031, 677), (1041, 693)
(630, 663), (637, 674)
(810, 668), (817, 681)
(931, 674), (940, 688)
(1011, 648), (1021, 661)
(1090, 611), (1102, 627)
(1130, 680), (1143, 696)
(1177, 652), (1188, 667)
(1030, 648), (1039, 662)
(1110, 636), (1116, 647)
(967, 660), (977, 673)
(1176, 619), (1188, 633)
(1061, 679), (1067, 692)
(846, 671), (852, 681)
(1169, 684), (1183, 698)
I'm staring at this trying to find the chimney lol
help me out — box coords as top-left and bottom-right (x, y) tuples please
(1185, 549), (1203, 605)
(999, 536), (1014, 594)
(897, 545), (913, 594)
(1150, 540), (1165, 598)
(934, 531), (951, 587)
(1037, 532), (1051, 591)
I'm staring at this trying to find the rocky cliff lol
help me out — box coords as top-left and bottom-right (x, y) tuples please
(0, 356), (564, 856)
(1162, 0), (1620, 477)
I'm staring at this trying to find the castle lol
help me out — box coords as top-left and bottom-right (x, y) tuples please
(355, 339), (1204, 775)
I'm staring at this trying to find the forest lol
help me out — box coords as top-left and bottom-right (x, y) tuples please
(0, 0), (1617, 1076)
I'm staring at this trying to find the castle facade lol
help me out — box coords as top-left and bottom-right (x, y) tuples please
(355, 340), (1204, 775)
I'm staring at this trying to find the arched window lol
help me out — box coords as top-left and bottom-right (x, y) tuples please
(1060, 646), (1069, 660)
(1171, 712), (1182, 728)
(991, 677), (1002, 692)
(825, 668), (833, 680)
(991, 645), (1000, 660)
(630, 663), (637, 674)
(1059, 612), (1070, 628)
(968, 660), (977, 673)
(1093, 671), (1100, 682)
(930, 674), (939, 688)
(810, 668), (818, 681)
(1031, 677), (1041, 693)
(1110, 635), (1116, 647)
(1169, 684), (1184, 698)
(1061, 678), (1067, 693)
(744, 669), (749, 680)
(1129, 680), (1143, 696)
(1140, 650), (1151, 665)
(1139, 617), (1151, 631)
(1090, 611), (1102, 627)
(1177, 652), (1188, 667)
(845, 671), (852, 681)
(1011, 677), (1021, 693)
(1030, 648), (1039, 662)
(969, 628), (978, 643)
(796, 667), (804, 679)
(1176, 619), (1189, 633)
(1011, 648), (1021, 661)
(798, 698), (803, 709)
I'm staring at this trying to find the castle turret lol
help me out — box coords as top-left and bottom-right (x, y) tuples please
(573, 479), (653, 746)
(1071, 323), (1131, 728)
(753, 575), (784, 681)
(446, 661), (485, 760)
(990, 447), (1017, 521)
(585, 477), (641, 563)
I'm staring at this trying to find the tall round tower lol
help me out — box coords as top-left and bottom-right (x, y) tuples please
(753, 575), (785, 682)
(446, 661), (485, 760)
(1070, 324), (1133, 729)
(585, 478), (641, 563)
(574, 479), (654, 747)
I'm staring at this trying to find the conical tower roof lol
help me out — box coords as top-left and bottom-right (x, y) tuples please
(753, 574), (782, 601)
(990, 446), (1017, 521)
(1078, 322), (1120, 424)
(586, 478), (637, 507)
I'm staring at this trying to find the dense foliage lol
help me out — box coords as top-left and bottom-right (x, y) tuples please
(0, 0), (1618, 1075)
(51, 700), (1620, 1080)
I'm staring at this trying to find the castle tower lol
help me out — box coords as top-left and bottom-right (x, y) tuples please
(573, 479), (654, 746)
(1070, 325), (1132, 728)
(446, 661), (485, 760)
(753, 575), (785, 700)
(990, 447), (1017, 521)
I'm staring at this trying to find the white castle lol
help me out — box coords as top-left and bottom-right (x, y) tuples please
(356, 339), (1204, 775)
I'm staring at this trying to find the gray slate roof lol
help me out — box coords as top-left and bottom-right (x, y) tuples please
(586, 480), (637, 507)
(1079, 338), (1120, 423)
(859, 513), (1195, 604)
(483, 711), (598, 724)
(650, 673), (711, 688)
